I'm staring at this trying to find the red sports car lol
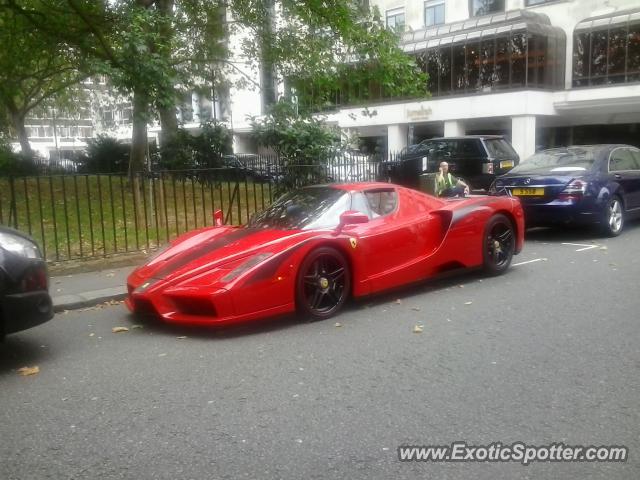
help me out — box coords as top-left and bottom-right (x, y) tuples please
(126, 183), (524, 325)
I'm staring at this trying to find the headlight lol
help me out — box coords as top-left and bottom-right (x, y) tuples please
(221, 253), (273, 282)
(0, 231), (42, 259)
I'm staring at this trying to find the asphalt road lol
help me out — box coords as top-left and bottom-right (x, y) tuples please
(2, 222), (640, 480)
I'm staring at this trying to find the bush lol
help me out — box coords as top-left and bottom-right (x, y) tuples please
(0, 144), (39, 176)
(158, 121), (233, 171)
(80, 135), (130, 174)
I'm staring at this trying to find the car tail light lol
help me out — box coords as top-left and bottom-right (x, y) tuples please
(482, 163), (494, 174)
(21, 267), (48, 292)
(558, 179), (587, 201)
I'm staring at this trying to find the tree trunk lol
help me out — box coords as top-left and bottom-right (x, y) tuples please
(129, 88), (149, 176)
(158, 103), (178, 147)
(9, 110), (32, 157)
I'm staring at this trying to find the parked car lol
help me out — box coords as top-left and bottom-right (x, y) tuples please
(381, 135), (519, 191)
(126, 182), (524, 325)
(490, 144), (640, 236)
(0, 226), (54, 339)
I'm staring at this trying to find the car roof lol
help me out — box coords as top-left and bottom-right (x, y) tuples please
(427, 135), (505, 141)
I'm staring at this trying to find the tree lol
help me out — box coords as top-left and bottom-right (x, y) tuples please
(251, 101), (340, 191)
(0, 5), (87, 155)
(4, 0), (427, 173)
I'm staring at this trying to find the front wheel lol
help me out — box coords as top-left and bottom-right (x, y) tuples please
(483, 214), (515, 275)
(602, 196), (624, 237)
(296, 247), (351, 321)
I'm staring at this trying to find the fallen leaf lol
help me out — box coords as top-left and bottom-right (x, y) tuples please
(458, 284), (464, 288)
(158, 353), (167, 357)
(18, 366), (40, 376)
(89, 333), (95, 337)
(112, 326), (129, 333)
(599, 246), (608, 251)
(395, 299), (402, 304)
(464, 301), (473, 305)
(176, 336), (187, 339)
(106, 272), (115, 277)
(131, 324), (143, 329)
(411, 307), (421, 311)
(334, 322), (342, 328)
(412, 325), (424, 333)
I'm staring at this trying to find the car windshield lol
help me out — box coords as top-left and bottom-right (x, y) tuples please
(509, 147), (599, 175)
(248, 187), (351, 230)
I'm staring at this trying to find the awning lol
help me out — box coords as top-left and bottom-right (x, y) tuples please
(400, 9), (564, 54)
(575, 7), (640, 31)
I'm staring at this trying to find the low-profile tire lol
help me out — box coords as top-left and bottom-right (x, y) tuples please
(296, 247), (351, 321)
(602, 195), (624, 237)
(483, 214), (515, 275)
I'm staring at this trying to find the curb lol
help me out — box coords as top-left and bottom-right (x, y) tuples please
(52, 287), (128, 312)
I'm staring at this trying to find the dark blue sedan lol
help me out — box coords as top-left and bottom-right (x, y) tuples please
(490, 145), (640, 236)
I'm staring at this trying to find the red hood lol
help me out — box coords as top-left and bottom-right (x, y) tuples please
(133, 226), (316, 283)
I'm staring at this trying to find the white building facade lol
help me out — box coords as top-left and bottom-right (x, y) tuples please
(230, 0), (640, 161)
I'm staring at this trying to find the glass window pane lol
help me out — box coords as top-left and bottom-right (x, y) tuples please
(608, 26), (627, 83)
(435, 4), (445, 24)
(573, 31), (590, 86)
(466, 40), (480, 91)
(511, 32), (527, 87)
(479, 38), (495, 90)
(427, 50), (440, 94)
(452, 44), (466, 91)
(439, 45), (452, 94)
(425, 8), (435, 26)
(628, 22), (640, 81)
(590, 29), (608, 84)
(471, 0), (505, 17)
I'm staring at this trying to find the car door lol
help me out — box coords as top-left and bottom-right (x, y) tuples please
(609, 147), (640, 211)
(347, 188), (436, 293)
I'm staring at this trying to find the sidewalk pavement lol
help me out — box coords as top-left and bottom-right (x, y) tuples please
(51, 265), (133, 312)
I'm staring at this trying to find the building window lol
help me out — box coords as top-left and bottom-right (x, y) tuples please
(425, 1), (445, 27)
(573, 15), (640, 87)
(386, 7), (405, 30)
(469, 0), (504, 17)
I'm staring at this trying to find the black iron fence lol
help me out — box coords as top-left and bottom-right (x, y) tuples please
(0, 156), (392, 262)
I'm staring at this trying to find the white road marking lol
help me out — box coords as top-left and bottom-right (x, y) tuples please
(561, 242), (599, 252)
(513, 258), (546, 266)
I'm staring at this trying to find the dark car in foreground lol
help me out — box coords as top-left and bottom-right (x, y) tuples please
(381, 135), (519, 191)
(0, 226), (53, 339)
(491, 145), (640, 236)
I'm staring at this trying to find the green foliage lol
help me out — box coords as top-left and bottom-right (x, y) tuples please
(158, 121), (232, 170)
(0, 144), (38, 176)
(250, 101), (340, 192)
(81, 134), (130, 174)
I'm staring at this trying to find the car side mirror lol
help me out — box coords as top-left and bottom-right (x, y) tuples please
(336, 210), (368, 234)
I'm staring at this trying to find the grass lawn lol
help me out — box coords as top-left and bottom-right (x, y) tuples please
(0, 174), (274, 262)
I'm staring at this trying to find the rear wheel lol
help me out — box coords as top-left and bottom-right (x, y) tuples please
(296, 247), (350, 321)
(602, 196), (624, 237)
(483, 214), (515, 275)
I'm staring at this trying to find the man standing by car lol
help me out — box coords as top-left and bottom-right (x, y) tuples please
(435, 162), (469, 197)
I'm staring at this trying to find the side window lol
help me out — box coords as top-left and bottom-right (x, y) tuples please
(630, 149), (640, 170)
(609, 149), (637, 171)
(350, 192), (372, 218)
(459, 139), (483, 157)
(365, 189), (398, 217)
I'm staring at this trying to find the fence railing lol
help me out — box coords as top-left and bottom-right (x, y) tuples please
(0, 160), (387, 262)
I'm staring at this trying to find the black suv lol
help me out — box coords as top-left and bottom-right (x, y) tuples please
(381, 135), (519, 191)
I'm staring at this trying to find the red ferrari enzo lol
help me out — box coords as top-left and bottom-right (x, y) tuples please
(126, 183), (524, 325)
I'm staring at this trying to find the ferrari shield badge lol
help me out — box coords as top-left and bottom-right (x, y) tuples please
(349, 238), (357, 249)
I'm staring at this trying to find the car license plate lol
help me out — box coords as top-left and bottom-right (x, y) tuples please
(512, 188), (544, 196)
(500, 160), (514, 169)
